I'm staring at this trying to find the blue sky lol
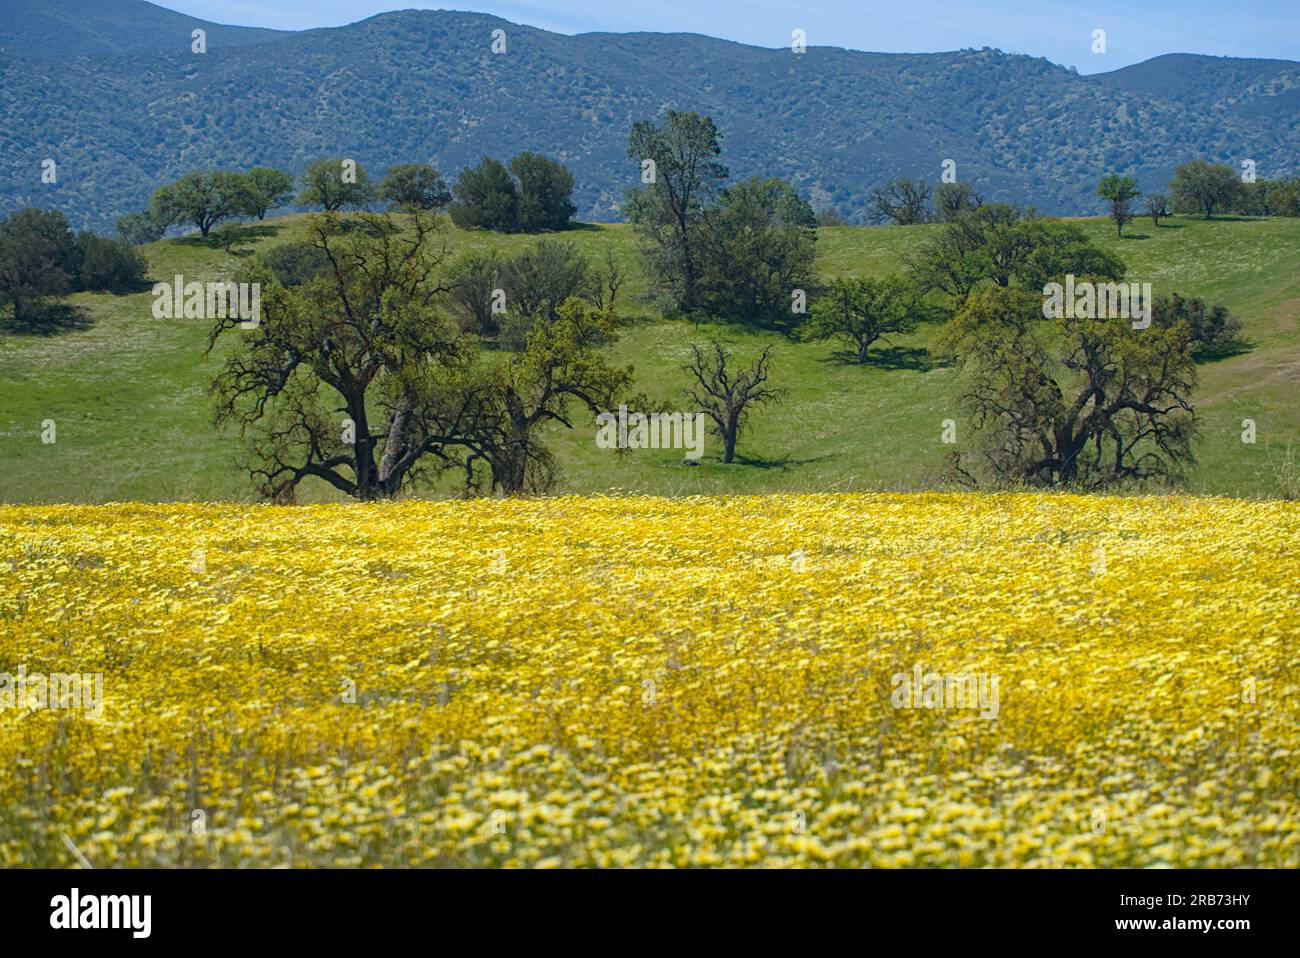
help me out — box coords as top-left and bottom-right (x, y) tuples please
(157, 1), (1299, 72)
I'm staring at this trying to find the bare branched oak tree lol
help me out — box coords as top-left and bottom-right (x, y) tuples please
(683, 340), (784, 464)
(868, 176), (932, 225)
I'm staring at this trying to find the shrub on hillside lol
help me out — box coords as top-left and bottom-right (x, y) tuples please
(497, 239), (593, 349)
(449, 158), (518, 231)
(449, 154), (576, 233)
(77, 232), (148, 293)
(510, 153), (576, 232)
(1151, 293), (1245, 359)
(444, 249), (505, 336)
(257, 242), (333, 288)
(0, 208), (77, 327)
(116, 210), (166, 246)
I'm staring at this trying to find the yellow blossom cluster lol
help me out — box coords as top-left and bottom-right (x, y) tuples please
(0, 493), (1296, 867)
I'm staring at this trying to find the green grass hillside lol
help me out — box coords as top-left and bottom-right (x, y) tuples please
(1, 214), (1297, 502)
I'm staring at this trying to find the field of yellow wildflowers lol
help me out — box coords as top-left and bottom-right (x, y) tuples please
(0, 493), (1296, 867)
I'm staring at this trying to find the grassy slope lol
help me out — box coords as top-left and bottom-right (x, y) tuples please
(0, 214), (1296, 502)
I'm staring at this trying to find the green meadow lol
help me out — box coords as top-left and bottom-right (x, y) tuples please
(1, 213), (1297, 502)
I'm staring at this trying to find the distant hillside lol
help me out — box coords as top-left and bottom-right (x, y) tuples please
(2, 2), (1298, 231)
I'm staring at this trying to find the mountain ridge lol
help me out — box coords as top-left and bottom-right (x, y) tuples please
(2, 2), (1297, 231)
(0, 0), (287, 59)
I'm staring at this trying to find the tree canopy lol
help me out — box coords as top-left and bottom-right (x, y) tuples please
(449, 154), (576, 233)
(694, 177), (817, 324)
(804, 275), (923, 364)
(381, 163), (452, 212)
(938, 283), (1197, 487)
(910, 204), (1125, 303)
(1097, 174), (1141, 236)
(241, 167), (296, 220)
(624, 111), (728, 312)
(296, 159), (377, 213)
(209, 210), (628, 500)
(1170, 161), (1244, 219)
(152, 170), (253, 237)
